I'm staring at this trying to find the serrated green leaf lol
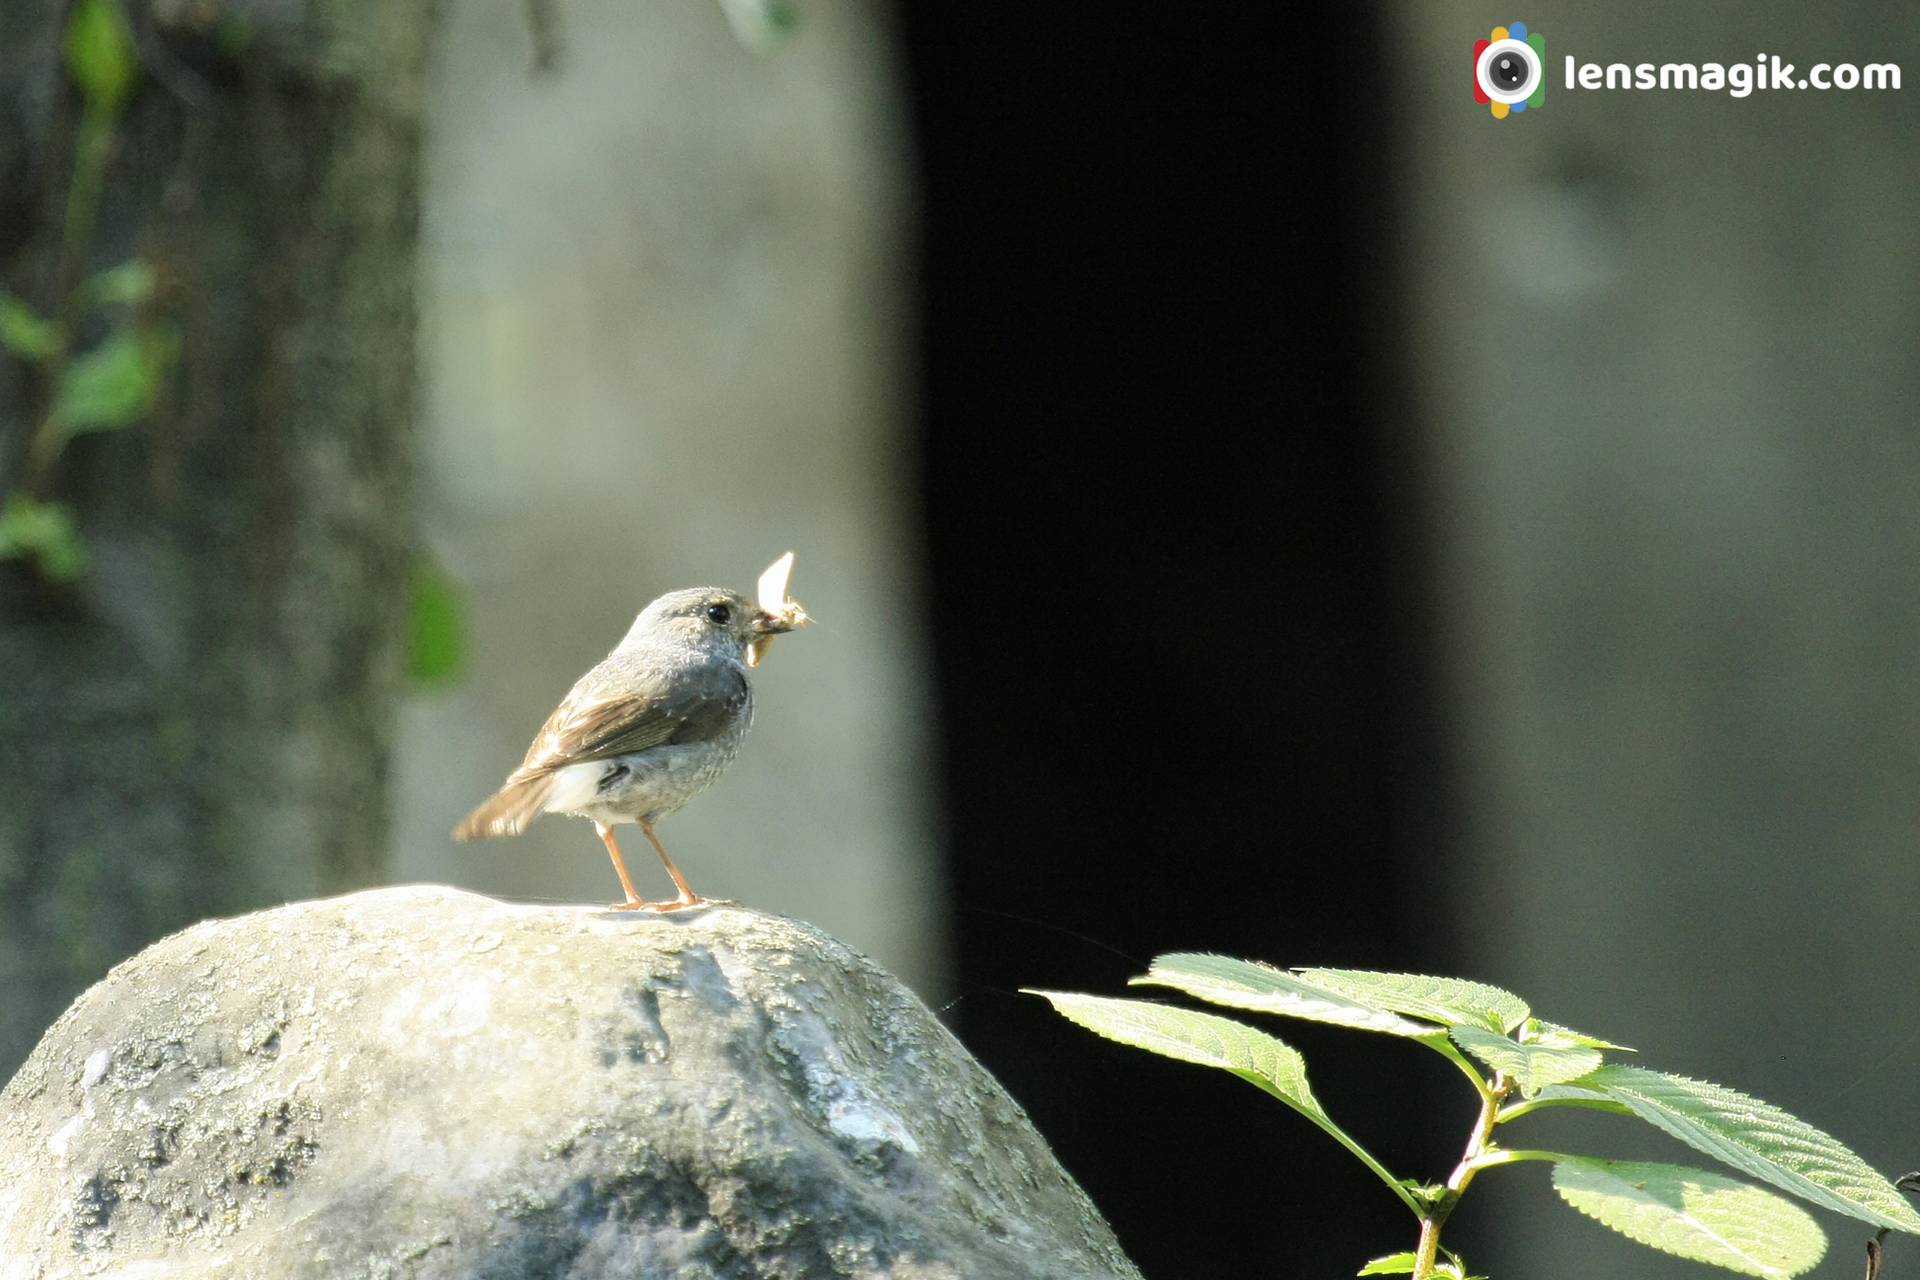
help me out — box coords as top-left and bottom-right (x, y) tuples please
(1450, 1024), (1603, 1097)
(1523, 1081), (1635, 1115)
(82, 259), (156, 307)
(1137, 954), (1439, 1037)
(1356, 1256), (1479, 1280)
(1294, 968), (1530, 1033)
(1030, 991), (1324, 1115)
(1030, 989), (1423, 1217)
(1402, 1180), (1447, 1212)
(0, 294), (62, 360)
(0, 495), (90, 581)
(1524, 1018), (1633, 1051)
(64, 0), (138, 113)
(1552, 1158), (1827, 1277)
(1591, 1065), (1920, 1233)
(407, 555), (467, 686)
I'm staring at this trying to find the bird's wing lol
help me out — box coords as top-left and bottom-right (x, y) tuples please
(511, 663), (748, 778)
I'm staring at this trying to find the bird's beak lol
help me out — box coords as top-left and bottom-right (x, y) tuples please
(746, 605), (806, 668)
(748, 552), (807, 669)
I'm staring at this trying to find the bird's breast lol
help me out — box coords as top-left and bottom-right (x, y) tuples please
(548, 726), (748, 825)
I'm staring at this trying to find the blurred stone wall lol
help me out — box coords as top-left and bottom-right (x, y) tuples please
(395, 1), (942, 992)
(1395, 7), (1919, 1276)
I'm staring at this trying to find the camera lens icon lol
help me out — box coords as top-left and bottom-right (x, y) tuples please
(1480, 41), (1537, 99)
(1472, 22), (1546, 119)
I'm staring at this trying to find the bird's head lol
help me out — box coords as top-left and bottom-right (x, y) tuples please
(620, 586), (801, 666)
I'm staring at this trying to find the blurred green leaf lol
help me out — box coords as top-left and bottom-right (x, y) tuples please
(0, 494), (90, 581)
(1552, 1158), (1827, 1277)
(82, 259), (156, 307)
(141, 321), (181, 383)
(1591, 1065), (1920, 1233)
(407, 555), (468, 686)
(49, 325), (166, 437)
(718, 0), (799, 52)
(63, 0), (138, 113)
(216, 14), (255, 56)
(1449, 1024), (1604, 1098)
(0, 294), (62, 360)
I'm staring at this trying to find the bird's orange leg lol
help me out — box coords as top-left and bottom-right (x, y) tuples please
(596, 821), (656, 911)
(637, 819), (704, 911)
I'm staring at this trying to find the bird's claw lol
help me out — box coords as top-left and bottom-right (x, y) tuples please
(642, 896), (707, 913)
(606, 896), (710, 913)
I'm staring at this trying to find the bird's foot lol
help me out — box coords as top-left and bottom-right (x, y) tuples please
(636, 893), (709, 913)
(605, 894), (711, 913)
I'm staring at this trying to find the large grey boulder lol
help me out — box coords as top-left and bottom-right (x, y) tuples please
(0, 886), (1140, 1280)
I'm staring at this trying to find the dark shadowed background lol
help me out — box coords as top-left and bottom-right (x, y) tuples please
(2, 3), (1916, 1277)
(902, 6), (1458, 1275)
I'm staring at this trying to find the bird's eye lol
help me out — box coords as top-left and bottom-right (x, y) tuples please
(704, 603), (731, 626)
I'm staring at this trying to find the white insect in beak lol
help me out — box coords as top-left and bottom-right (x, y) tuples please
(747, 551), (808, 668)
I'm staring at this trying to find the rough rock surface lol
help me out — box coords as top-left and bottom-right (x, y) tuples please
(0, 886), (1140, 1280)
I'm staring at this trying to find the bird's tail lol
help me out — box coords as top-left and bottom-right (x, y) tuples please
(452, 772), (556, 841)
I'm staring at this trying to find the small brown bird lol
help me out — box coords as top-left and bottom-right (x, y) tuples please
(454, 556), (807, 911)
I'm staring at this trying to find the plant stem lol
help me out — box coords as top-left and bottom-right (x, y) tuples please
(1241, 1077), (1426, 1219)
(27, 105), (117, 494)
(1410, 1071), (1513, 1280)
(1304, 1110), (1427, 1219)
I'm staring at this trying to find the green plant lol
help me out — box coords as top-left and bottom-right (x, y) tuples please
(405, 551), (469, 688)
(1032, 957), (1920, 1279)
(0, 0), (175, 581)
